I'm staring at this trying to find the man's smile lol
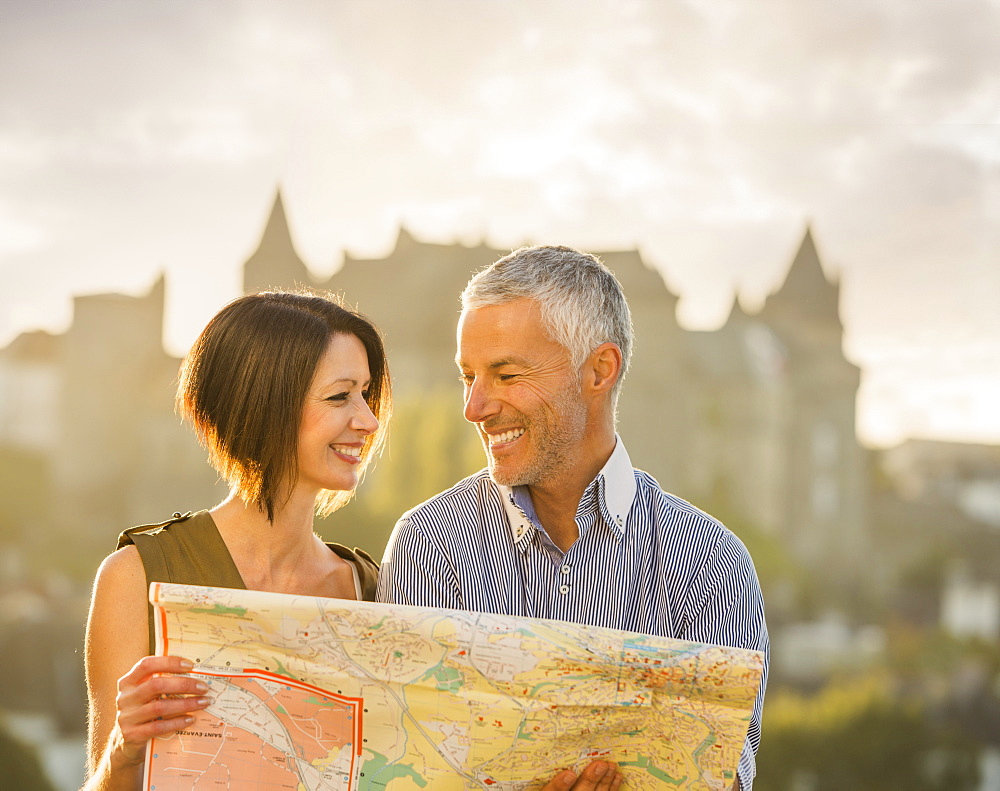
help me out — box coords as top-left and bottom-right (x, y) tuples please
(486, 427), (526, 447)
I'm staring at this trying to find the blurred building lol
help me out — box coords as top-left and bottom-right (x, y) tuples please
(872, 440), (1000, 632)
(882, 439), (1000, 528)
(941, 563), (1000, 642)
(0, 190), (870, 579)
(678, 229), (866, 570)
(3, 191), (998, 789)
(0, 329), (59, 454)
(243, 192), (868, 574)
(0, 278), (226, 567)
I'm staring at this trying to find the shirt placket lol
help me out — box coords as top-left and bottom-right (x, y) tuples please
(550, 498), (602, 621)
(553, 555), (574, 620)
(507, 479), (612, 622)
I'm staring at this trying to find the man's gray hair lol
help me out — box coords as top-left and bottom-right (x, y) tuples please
(461, 245), (634, 403)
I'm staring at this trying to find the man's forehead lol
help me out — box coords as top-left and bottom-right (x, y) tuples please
(459, 299), (540, 330)
(457, 301), (548, 361)
(455, 310), (531, 367)
(456, 329), (573, 376)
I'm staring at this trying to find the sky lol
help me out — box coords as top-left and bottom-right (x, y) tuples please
(0, 0), (998, 448)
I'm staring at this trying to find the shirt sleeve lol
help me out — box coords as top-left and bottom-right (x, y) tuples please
(376, 514), (463, 609)
(680, 529), (769, 791)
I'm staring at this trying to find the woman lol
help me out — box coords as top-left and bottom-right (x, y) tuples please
(82, 290), (391, 790)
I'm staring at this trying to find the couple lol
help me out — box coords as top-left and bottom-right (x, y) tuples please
(84, 245), (768, 791)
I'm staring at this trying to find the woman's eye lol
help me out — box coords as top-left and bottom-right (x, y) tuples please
(327, 392), (349, 402)
(361, 390), (371, 402)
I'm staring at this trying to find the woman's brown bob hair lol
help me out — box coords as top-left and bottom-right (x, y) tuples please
(177, 290), (391, 520)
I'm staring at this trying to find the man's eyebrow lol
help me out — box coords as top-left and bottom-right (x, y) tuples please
(455, 357), (532, 370)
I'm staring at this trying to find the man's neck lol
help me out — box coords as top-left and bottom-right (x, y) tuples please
(526, 432), (617, 553)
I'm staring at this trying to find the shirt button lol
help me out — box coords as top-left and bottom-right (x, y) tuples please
(559, 584), (569, 595)
(560, 565), (571, 575)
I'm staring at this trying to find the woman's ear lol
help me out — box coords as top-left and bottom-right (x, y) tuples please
(585, 342), (623, 397)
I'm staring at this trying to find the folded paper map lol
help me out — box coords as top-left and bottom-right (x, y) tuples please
(144, 582), (763, 790)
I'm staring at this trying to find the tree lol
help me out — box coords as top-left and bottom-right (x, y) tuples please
(0, 717), (56, 791)
(756, 675), (980, 790)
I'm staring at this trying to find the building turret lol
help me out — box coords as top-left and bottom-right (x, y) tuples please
(756, 225), (866, 574)
(242, 189), (312, 293)
(759, 226), (842, 346)
(723, 293), (751, 327)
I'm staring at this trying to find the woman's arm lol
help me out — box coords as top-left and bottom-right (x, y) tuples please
(82, 546), (211, 790)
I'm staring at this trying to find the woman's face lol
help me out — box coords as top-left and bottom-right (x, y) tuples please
(295, 333), (379, 496)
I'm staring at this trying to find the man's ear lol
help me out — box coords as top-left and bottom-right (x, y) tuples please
(585, 342), (623, 397)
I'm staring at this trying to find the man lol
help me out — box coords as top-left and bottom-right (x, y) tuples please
(377, 245), (768, 791)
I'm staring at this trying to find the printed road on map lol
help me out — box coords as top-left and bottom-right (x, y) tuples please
(144, 582), (764, 791)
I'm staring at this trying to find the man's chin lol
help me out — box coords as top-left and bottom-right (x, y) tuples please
(487, 461), (526, 488)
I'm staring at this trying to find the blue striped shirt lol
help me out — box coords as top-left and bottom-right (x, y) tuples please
(377, 438), (768, 789)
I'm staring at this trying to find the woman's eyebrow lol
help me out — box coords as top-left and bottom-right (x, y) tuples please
(319, 377), (371, 388)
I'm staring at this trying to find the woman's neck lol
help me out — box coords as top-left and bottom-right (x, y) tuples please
(209, 488), (323, 590)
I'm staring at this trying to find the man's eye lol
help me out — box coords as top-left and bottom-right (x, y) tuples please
(459, 374), (474, 385)
(498, 374), (518, 382)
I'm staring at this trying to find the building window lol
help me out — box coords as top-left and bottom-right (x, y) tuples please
(812, 473), (839, 519)
(812, 421), (839, 468)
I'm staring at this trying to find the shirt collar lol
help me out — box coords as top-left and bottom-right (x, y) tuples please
(497, 434), (637, 544)
(599, 434), (638, 531)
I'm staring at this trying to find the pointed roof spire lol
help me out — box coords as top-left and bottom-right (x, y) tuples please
(723, 292), (750, 326)
(781, 225), (836, 294)
(243, 188), (311, 293)
(145, 271), (166, 299)
(393, 224), (415, 253)
(759, 224), (841, 329)
(252, 189), (297, 260)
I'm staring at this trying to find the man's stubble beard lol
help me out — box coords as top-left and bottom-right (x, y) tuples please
(485, 388), (589, 489)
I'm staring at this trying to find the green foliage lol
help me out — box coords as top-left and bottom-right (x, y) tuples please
(757, 676), (981, 791)
(0, 446), (50, 545)
(0, 716), (56, 791)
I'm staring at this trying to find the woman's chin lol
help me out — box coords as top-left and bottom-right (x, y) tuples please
(319, 475), (360, 494)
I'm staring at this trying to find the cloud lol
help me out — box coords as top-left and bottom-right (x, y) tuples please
(0, 0), (998, 441)
(0, 203), (45, 257)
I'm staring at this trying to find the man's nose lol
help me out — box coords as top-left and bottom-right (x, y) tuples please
(463, 378), (500, 424)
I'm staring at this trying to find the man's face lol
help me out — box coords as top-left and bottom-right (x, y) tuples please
(457, 298), (588, 488)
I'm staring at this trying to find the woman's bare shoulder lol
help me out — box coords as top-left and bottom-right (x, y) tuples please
(88, 545), (149, 645)
(92, 544), (146, 595)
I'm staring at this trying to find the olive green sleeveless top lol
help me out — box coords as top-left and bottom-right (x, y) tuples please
(117, 510), (379, 654)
